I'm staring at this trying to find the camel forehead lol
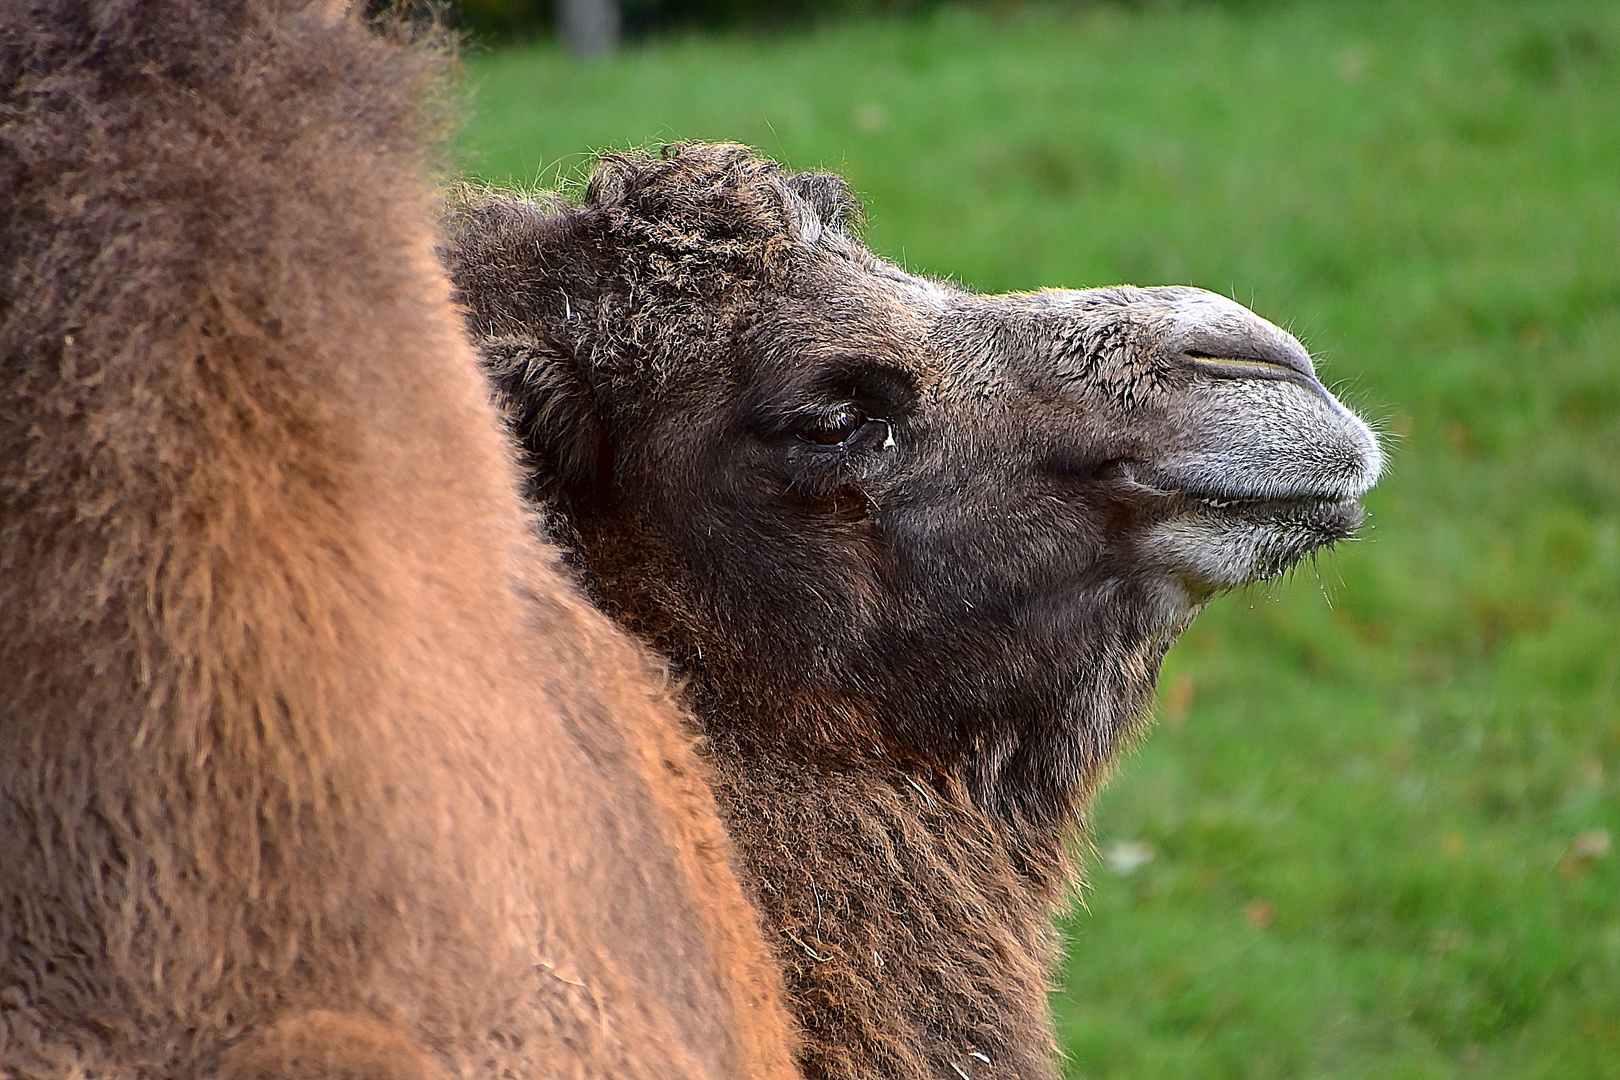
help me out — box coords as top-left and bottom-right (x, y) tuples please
(574, 147), (1296, 418)
(762, 241), (953, 380)
(576, 147), (1168, 396)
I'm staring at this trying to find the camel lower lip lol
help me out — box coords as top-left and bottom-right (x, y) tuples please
(1192, 491), (1361, 517)
(1117, 467), (1364, 536)
(1190, 493), (1365, 537)
(1141, 493), (1364, 591)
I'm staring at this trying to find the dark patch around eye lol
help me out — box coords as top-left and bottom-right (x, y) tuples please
(744, 357), (919, 443)
(809, 360), (919, 409)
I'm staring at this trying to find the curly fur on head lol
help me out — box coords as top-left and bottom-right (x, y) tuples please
(0, 8), (793, 1080)
(449, 142), (1381, 1080)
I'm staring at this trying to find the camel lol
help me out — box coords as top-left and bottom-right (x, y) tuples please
(0, 9), (796, 1080)
(447, 143), (1384, 1080)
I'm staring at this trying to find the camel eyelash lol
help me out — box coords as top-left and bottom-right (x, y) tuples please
(741, 356), (916, 442)
(791, 404), (878, 447)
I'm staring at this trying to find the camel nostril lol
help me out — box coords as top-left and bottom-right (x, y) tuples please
(1182, 351), (1322, 391)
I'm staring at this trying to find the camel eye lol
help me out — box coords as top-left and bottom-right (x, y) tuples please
(799, 406), (867, 446)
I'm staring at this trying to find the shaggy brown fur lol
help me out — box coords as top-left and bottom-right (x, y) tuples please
(0, 10), (795, 1080)
(449, 145), (1382, 1080)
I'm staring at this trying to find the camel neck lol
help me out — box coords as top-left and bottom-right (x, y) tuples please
(703, 741), (1071, 1080)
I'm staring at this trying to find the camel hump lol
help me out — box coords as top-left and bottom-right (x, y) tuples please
(2, 3), (796, 1079)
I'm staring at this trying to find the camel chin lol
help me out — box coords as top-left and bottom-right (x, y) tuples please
(1142, 495), (1367, 592)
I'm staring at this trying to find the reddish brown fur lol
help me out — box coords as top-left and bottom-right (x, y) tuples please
(0, 7), (794, 1080)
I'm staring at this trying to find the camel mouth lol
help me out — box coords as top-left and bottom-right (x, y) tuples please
(1117, 464), (1366, 588)
(1182, 490), (1365, 534)
(1117, 464), (1364, 524)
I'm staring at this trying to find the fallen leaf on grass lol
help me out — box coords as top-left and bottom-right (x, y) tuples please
(1559, 829), (1611, 878)
(1104, 839), (1158, 876)
(852, 103), (889, 135)
(1244, 898), (1274, 929)
(1161, 670), (1195, 726)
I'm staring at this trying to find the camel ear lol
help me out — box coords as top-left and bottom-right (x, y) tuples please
(783, 171), (863, 235)
(481, 336), (606, 504)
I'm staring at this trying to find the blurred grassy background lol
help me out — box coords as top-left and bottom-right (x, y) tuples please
(456, 0), (936, 41)
(453, 1), (1619, 1075)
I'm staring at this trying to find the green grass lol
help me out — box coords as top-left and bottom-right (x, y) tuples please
(455, 1), (1620, 1075)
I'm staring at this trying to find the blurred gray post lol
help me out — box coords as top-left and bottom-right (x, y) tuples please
(558, 0), (618, 57)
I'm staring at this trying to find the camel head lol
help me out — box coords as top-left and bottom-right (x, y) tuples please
(450, 143), (1381, 826)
